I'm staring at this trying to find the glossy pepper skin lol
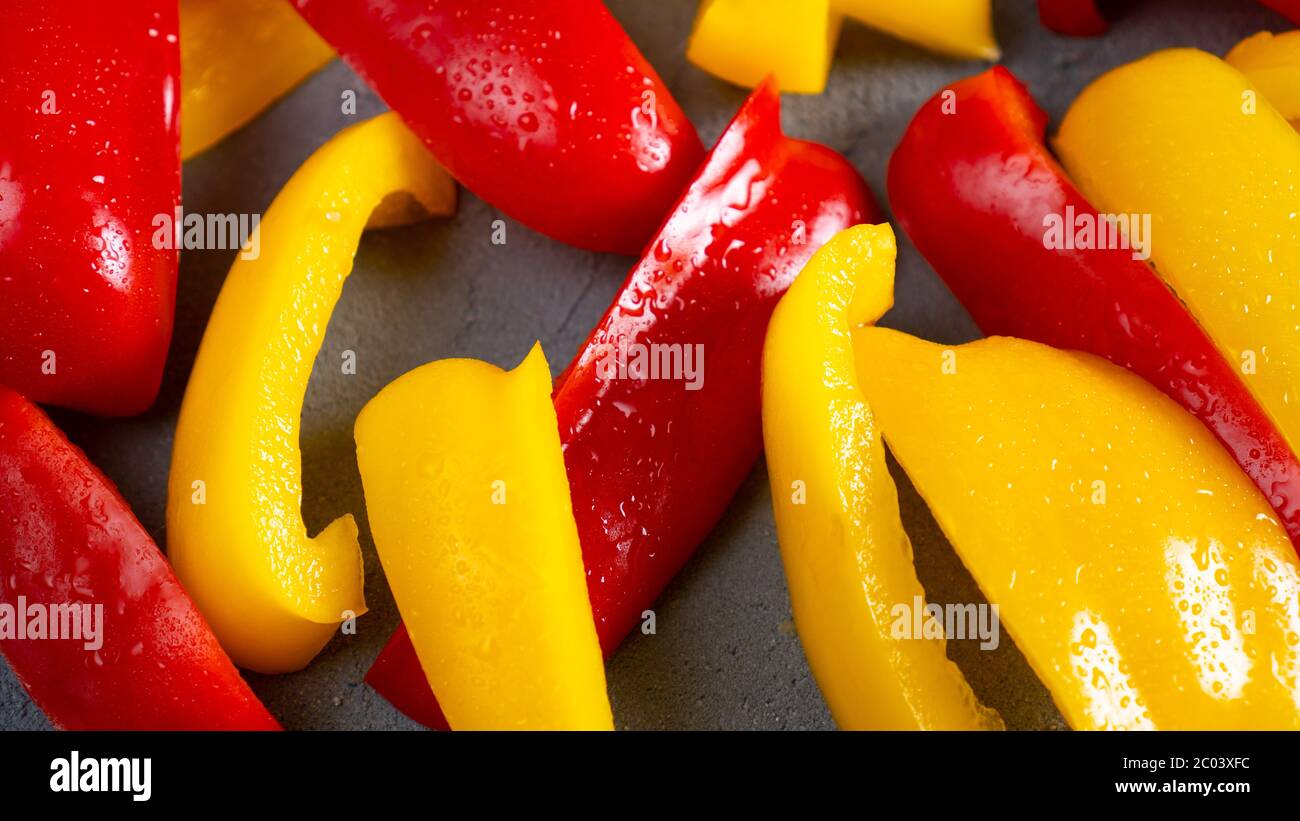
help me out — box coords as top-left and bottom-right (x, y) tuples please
(888, 66), (1300, 550)
(180, 0), (335, 159)
(763, 224), (1001, 730)
(0, 2), (180, 416)
(291, 0), (704, 255)
(368, 81), (878, 727)
(0, 387), (279, 730)
(167, 113), (455, 673)
(1228, 31), (1300, 126)
(1057, 50), (1300, 526)
(356, 346), (613, 730)
(855, 329), (1300, 729)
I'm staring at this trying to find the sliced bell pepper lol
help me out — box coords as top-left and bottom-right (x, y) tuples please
(854, 329), (1300, 729)
(833, 0), (999, 59)
(762, 223), (1001, 730)
(1227, 30), (1300, 126)
(1261, 0), (1300, 24)
(180, 0), (335, 159)
(1056, 50), (1300, 515)
(0, 387), (279, 730)
(0, 2), (180, 416)
(888, 66), (1300, 549)
(355, 345), (613, 730)
(1039, 1), (1298, 35)
(167, 112), (455, 674)
(687, 0), (843, 94)
(368, 80), (878, 727)
(291, 0), (703, 255)
(366, 622), (450, 730)
(1036, 0), (1114, 36)
(688, 0), (998, 94)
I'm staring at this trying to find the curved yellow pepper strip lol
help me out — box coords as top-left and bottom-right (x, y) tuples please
(1056, 49), (1300, 463)
(181, 0), (335, 159)
(1227, 31), (1300, 126)
(763, 224), (1001, 730)
(854, 328), (1300, 730)
(167, 113), (456, 673)
(354, 345), (613, 730)
(687, 0), (997, 94)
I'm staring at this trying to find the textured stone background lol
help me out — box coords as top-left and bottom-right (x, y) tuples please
(1, 0), (1289, 730)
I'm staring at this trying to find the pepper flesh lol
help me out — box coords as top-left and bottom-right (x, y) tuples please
(763, 224), (1000, 730)
(687, 0), (843, 94)
(180, 0), (334, 159)
(0, 387), (279, 730)
(1036, 0), (1113, 35)
(291, 0), (703, 255)
(1261, 0), (1300, 24)
(889, 66), (1300, 549)
(167, 112), (455, 673)
(834, 0), (999, 59)
(0, 2), (179, 416)
(855, 329), (1300, 730)
(355, 345), (612, 730)
(687, 0), (997, 94)
(1227, 31), (1300, 126)
(1056, 50), (1300, 522)
(368, 81), (877, 726)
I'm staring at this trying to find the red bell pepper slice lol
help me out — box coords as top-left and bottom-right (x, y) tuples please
(367, 622), (450, 729)
(291, 0), (705, 256)
(0, 2), (180, 416)
(1039, 0), (1297, 34)
(0, 387), (279, 730)
(367, 80), (878, 728)
(1037, 0), (1113, 36)
(888, 66), (1300, 548)
(1261, 0), (1300, 24)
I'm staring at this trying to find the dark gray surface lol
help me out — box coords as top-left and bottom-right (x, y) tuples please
(1, 0), (1289, 730)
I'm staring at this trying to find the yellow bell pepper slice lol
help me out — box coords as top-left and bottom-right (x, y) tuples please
(854, 328), (1300, 730)
(687, 0), (842, 94)
(687, 0), (997, 94)
(167, 113), (456, 673)
(835, 0), (999, 61)
(180, 0), (335, 159)
(354, 345), (613, 730)
(1227, 31), (1300, 126)
(1057, 49), (1300, 468)
(763, 224), (1001, 730)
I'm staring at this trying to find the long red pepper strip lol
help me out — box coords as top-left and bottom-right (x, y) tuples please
(0, 2), (180, 416)
(0, 387), (279, 730)
(291, 0), (704, 256)
(367, 81), (878, 728)
(888, 66), (1300, 548)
